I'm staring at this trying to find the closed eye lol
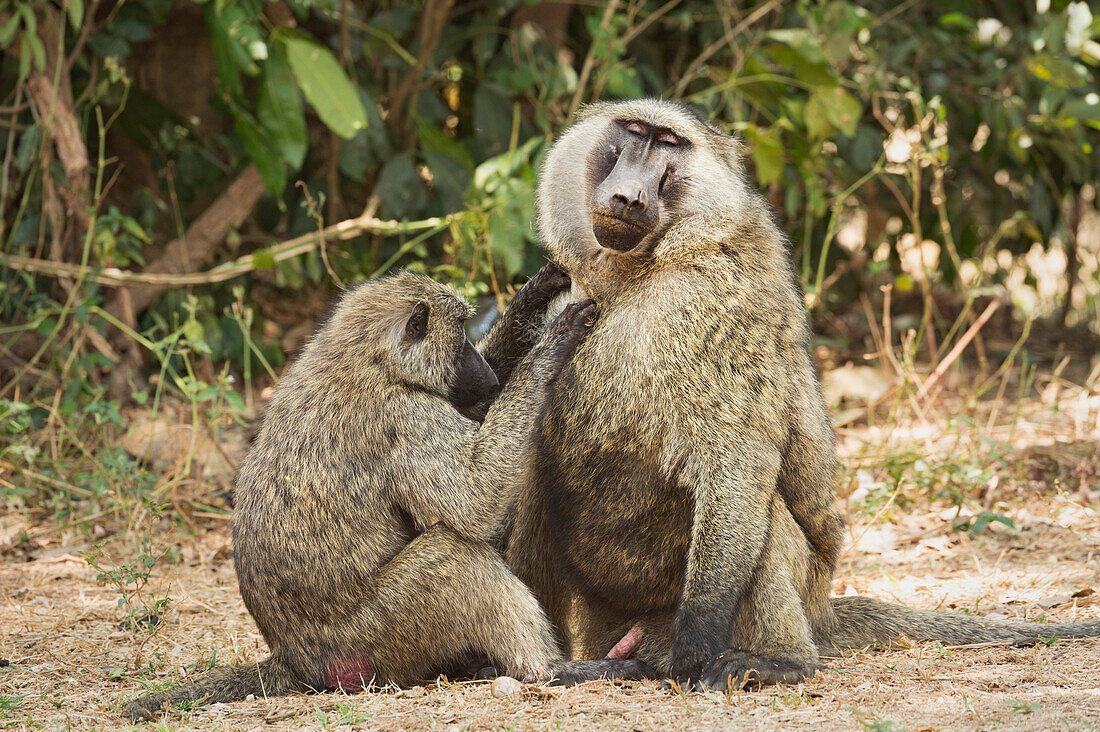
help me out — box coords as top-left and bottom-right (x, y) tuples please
(625, 121), (647, 137)
(656, 131), (682, 146)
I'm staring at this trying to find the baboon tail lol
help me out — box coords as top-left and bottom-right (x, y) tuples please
(124, 656), (300, 721)
(822, 596), (1100, 654)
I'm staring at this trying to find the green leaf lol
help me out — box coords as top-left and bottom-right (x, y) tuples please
(232, 110), (286, 195)
(282, 34), (367, 139)
(14, 125), (40, 171)
(27, 33), (45, 72)
(803, 95), (836, 140)
(121, 218), (150, 243)
(339, 92), (390, 181)
(67, 0), (84, 32)
(810, 86), (861, 137)
(258, 46), (307, 168)
(182, 319), (204, 345)
(217, 5), (260, 75)
(415, 117), (474, 171)
(938, 12), (975, 31)
(1027, 53), (1084, 88)
(423, 151), (472, 213)
(1062, 97), (1100, 130)
(204, 4), (242, 98)
(375, 153), (427, 220)
(766, 28), (827, 65)
(0, 14), (20, 48)
(17, 35), (31, 83)
(485, 177), (536, 278)
(472, 136), (541, 194)
(251, 248), (276, 270)
(747, 125), (785, 186)
(472, 83), (513, 158)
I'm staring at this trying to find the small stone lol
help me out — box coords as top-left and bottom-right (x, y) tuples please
(245, 694), (256, 701)
(0, 659), (9, 667)
(491, 676), (521, 698)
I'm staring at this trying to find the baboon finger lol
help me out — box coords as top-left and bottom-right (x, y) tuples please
(528, 260), (572, 295)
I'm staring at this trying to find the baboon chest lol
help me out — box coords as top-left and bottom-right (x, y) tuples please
(538, 420), (693, 615)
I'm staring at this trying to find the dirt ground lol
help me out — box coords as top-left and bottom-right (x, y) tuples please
(3, 389), (1100, 731)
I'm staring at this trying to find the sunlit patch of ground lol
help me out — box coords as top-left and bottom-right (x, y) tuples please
(3, 386), (1100, 730)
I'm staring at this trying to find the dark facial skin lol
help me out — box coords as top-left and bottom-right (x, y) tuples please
(590, 120), (687, 252)
(449, 338), (499, 411)
(403, 303), (500, 414)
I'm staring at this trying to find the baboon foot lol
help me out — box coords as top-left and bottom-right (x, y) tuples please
(700, 650), (820, 691)
(544, 659), (657, 686)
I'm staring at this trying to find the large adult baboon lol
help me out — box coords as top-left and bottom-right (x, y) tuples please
(508, 98), (1100, 691)
(125, 268), (607, 721)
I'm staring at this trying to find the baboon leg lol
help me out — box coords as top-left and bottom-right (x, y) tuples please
(505, 490), (574, 658)
(351, 524), (560, 688)
(699, 499), (820, 692)
(779, 364), (845, 632)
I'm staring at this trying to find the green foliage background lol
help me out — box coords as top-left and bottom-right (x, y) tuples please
(0, 0), (1098, 517)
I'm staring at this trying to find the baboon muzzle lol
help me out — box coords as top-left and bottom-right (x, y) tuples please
(590, 147), (662, 252)
(449, 337), (500, 410)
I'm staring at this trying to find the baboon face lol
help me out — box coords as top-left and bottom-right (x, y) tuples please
(589, 120), (688, 252)
(323, 272), (497, 414)
(398, 296), (499, 413)
(538, 99), (747, 267)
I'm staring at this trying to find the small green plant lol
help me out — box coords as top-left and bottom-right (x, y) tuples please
(82, 500), (175, 634)
(848, 706), (905, 731)
(0, 694), (27, 719)
(953, 511), (1017, 536)
(1006, 699), (1039, 714)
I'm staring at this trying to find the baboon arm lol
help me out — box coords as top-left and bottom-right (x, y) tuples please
(393, 353), (561, 542)
(478, 262), (570, 384)
(390, 431), (509, 542)
(668, 439), (782, 682)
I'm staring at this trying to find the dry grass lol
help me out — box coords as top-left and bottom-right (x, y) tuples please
(3, 373), (1100, 731)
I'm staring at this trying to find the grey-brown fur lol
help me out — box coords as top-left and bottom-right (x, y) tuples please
(511, 98), (1100, 691)
(125, 268), (593, 720)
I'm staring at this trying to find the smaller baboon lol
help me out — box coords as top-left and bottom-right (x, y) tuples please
(125, 268), (594, 721)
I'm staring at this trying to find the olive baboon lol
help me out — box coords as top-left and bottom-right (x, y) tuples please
(510, 98), (1100, 692)
(125, 268), (595, 721)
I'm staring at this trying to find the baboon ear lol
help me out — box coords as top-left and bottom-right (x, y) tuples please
(404, 301), (430, 341)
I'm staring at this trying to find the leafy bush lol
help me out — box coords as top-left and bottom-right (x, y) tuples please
(0, 0), (1097, 515)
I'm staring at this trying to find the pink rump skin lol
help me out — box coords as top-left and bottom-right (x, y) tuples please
(323, 657), (376, 692)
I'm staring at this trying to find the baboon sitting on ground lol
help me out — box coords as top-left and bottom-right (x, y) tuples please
(508, 98), (1100, 692)
(125, 267), (596, 720)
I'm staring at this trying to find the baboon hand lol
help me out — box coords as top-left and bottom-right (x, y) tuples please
(508, 261), (572, 316)
(662, 648), (712, 692)
(539, 299), (597, 368)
